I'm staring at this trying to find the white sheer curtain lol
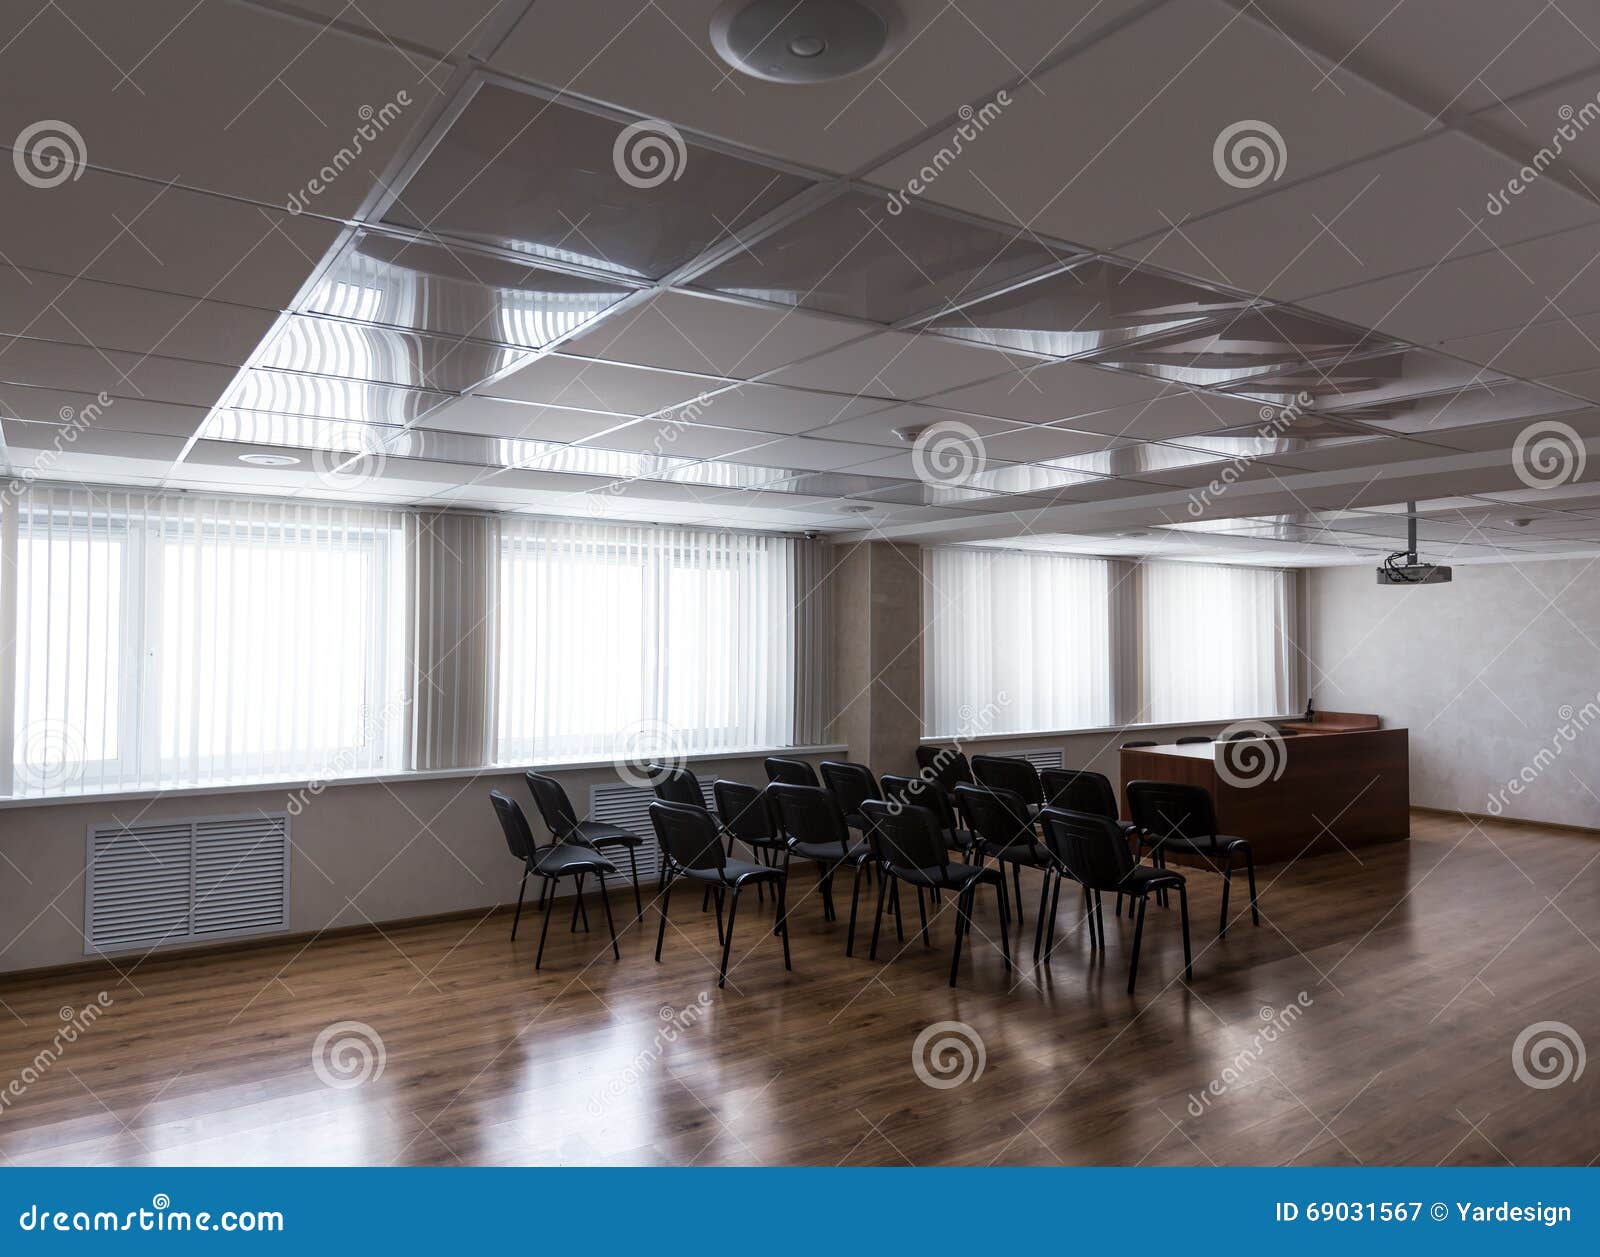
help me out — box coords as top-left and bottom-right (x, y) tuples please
(6, 488), (407, 797)
(1138, 561), (1296, 724)
(495, 519), (800, 764)
(923, 546), (1114, 737)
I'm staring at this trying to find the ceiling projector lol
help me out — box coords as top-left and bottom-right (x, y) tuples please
(1376, 502), (1452, 585)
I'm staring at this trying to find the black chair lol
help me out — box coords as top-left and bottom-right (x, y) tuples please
(1175, 735), (1213, 745)
(914, 745), (974, 798)
(1040, 807), (1191, 994)
(713, 779), (788, 903)
(881, 772), (976, 859)
(955, 781), (1047, 949)
(1126, 780), (1259, 938)
(767, 782), (874, 956)
(648, 763), (706, 807)
(1225, 730), (1261, 740)
(649, 800), (789, 988)
(819, 759), (880, 833)
(1121, 740), (1157, 749)
(1042, 767), (1146, 916)
(860, 799), (1010, 986)
(970, 755), (1043, 811)
(764, 756), (820, 788)
(525, 771), (644, 915)
(491, 790), (619, 969)
(1278, 727), (1301, 737)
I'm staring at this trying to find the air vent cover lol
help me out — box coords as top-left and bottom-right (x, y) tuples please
(710, 0), (900, 84)
(1019, 749), (1064, 772)
(588, 781), (715, 883)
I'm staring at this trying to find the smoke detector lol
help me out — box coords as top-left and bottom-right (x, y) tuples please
(238, 452), (301, 466)
(710, 0), (901, 84)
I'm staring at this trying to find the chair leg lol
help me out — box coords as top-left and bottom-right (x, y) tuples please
(776, 877), (792, 969)
(718, 886), (741, 989)
(1218, 850), (1233, 939)
(819, 865), (835, 922)
(1094, 890), (1106, 950)
(626, 845), (642, 918)
(948, 887), (972, 987)
(845, 861), (864, 957)
(995, 879), (1012, 973)
(1082, 884), (1097, 952)
(1044, 877), (1062, 958)
(537, 875), (550, 913)
(916, 885), (930, 947)
(598, 869), (620, 961)
(869, 870), (889, 960)
(714, 886), (726, 947)
(890, 879), (904, 943)
(1178, 883), (1193, 981)
(1244, 845), (1260, 925)
(1127, 893), (1148, 995)
(535, 876), (558, 970)
(655, 873), (673, 963)
(1033, 870), (1051, 964)
(1011, 862), (1024, 925)
(512, 869), (529, 941)
(570, 874), (588, 933)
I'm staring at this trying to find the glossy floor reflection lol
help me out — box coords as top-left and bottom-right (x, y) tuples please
(0, 810), (1594, 1166)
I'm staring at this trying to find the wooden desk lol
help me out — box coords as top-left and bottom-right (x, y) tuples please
(1280, 710), (1381, 735)
(1120, 727), (1409, 863)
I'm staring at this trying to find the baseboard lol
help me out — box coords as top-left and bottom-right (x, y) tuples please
(1411, 804), (1600, 836)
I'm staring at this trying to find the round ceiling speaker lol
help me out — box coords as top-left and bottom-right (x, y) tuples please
(710, 0), (901, 84)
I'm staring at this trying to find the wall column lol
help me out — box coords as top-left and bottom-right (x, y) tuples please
(829, 540), (923, 773)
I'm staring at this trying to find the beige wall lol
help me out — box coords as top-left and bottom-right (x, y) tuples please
(830, 540), (923, 775)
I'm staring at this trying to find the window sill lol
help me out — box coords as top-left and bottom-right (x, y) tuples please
(0, 743), (849, 811)
(919, 715), (1301, 746)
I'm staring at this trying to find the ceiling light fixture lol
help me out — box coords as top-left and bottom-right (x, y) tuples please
(892, 425), (928, 444)
(710, 0), (901, 84)
(238, 452), (301, 467)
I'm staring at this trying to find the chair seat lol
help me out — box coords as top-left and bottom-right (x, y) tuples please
(676, 858), (785, 887)
(943, 826), (978, 852)
(788, 838), (870, 864)
(572, 819), (642, 848)
(533, 843), (618, 877)
(1147, 833), (1250, 857)
(1115, 865), (1186, 894)
(890, 861), (1003, 891)
(984, 839), (1052, 867)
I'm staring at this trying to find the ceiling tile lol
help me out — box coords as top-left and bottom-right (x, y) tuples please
(257, 314), (531, 393)
(926, 358), (1190, 423)
(0, 338), (236, 408)
(762, 330), (1034, 398)
(1439, 311), (1600, 379)
(0, 385), (207, 438)
(483, 356), (718, 414)
(417, 396), (629, 441)
(229, 368), (451, 424)
(579, 418), (773, 460)
(654, 382), (891, 436)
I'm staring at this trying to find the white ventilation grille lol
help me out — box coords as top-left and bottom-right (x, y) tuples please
(588, 780), (715, 883)
(1019, 749), (1064, 772)
(85, 812), (289, 955)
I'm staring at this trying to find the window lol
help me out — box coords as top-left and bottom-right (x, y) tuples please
(496, 520), (799, 764)
(923, 547), (1114, 737)
(9, 490), (406, 797)
(1138, 561), (1295, 724)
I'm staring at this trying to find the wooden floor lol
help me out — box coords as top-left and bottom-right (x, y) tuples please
(0, 809), (1596, 1166)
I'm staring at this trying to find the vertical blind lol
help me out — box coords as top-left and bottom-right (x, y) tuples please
(923, 547), (1114, 737)
(6, 489), (406, 797)
(495, 519), (803, 764)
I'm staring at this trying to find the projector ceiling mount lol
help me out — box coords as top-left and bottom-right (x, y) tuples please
(1377, 502), (1453, 585)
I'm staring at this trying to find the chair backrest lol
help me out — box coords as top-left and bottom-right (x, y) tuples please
(914, 745), (973, 793)
(970, 754), (1042, 806)
(768, 782), (850, 851)
(524, 771), (578, 839)
(713, 779), (775, 843)
(764, 756), (819, 787)
(649, 800), (726, 873)
(649, 763), (704, 808)
(1175, 735), (1212, 745)
(820, 760), (879, 818)
(880, 772), (956, 833)
(1040, 768), (1118, 821)
(861, 799), (947, 872)
(1126, 780), (1219, 845)
(490, 789), (536, 862)
(1039, 807), (1135, 892)
(955, 781), (1035, 851)
(1121, 740), (1157, 749)
(1225, 730), (1261, 740)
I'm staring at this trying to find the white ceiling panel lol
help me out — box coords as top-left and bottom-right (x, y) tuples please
(0, 0), (442, 216)
(868, 0), (1433, 253)
(559, 292), (864, 378)
(762, 330), (1036, 399)
(727, 434), (902, 472)
(483, 356), (720, 413)
(488, 0), (1148, 175)
(928, 359), (1194, 424)
(419, 396), (630, 441)
(801, 403), (1027, 449)
(0, 385), (207, 439)
(658, 384), (893, 437)
(279, 0), (504, 58)
(0, 339), (236, 409)
(1470, 68), (1600, 195)
(579, 419), (776, 460)
(1439, 312), (1600, 380)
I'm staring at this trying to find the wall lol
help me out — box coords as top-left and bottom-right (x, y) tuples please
(830, 540), (922, 775)
(0, 749), (839, 976)
(1308, 558), (1600, 829)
